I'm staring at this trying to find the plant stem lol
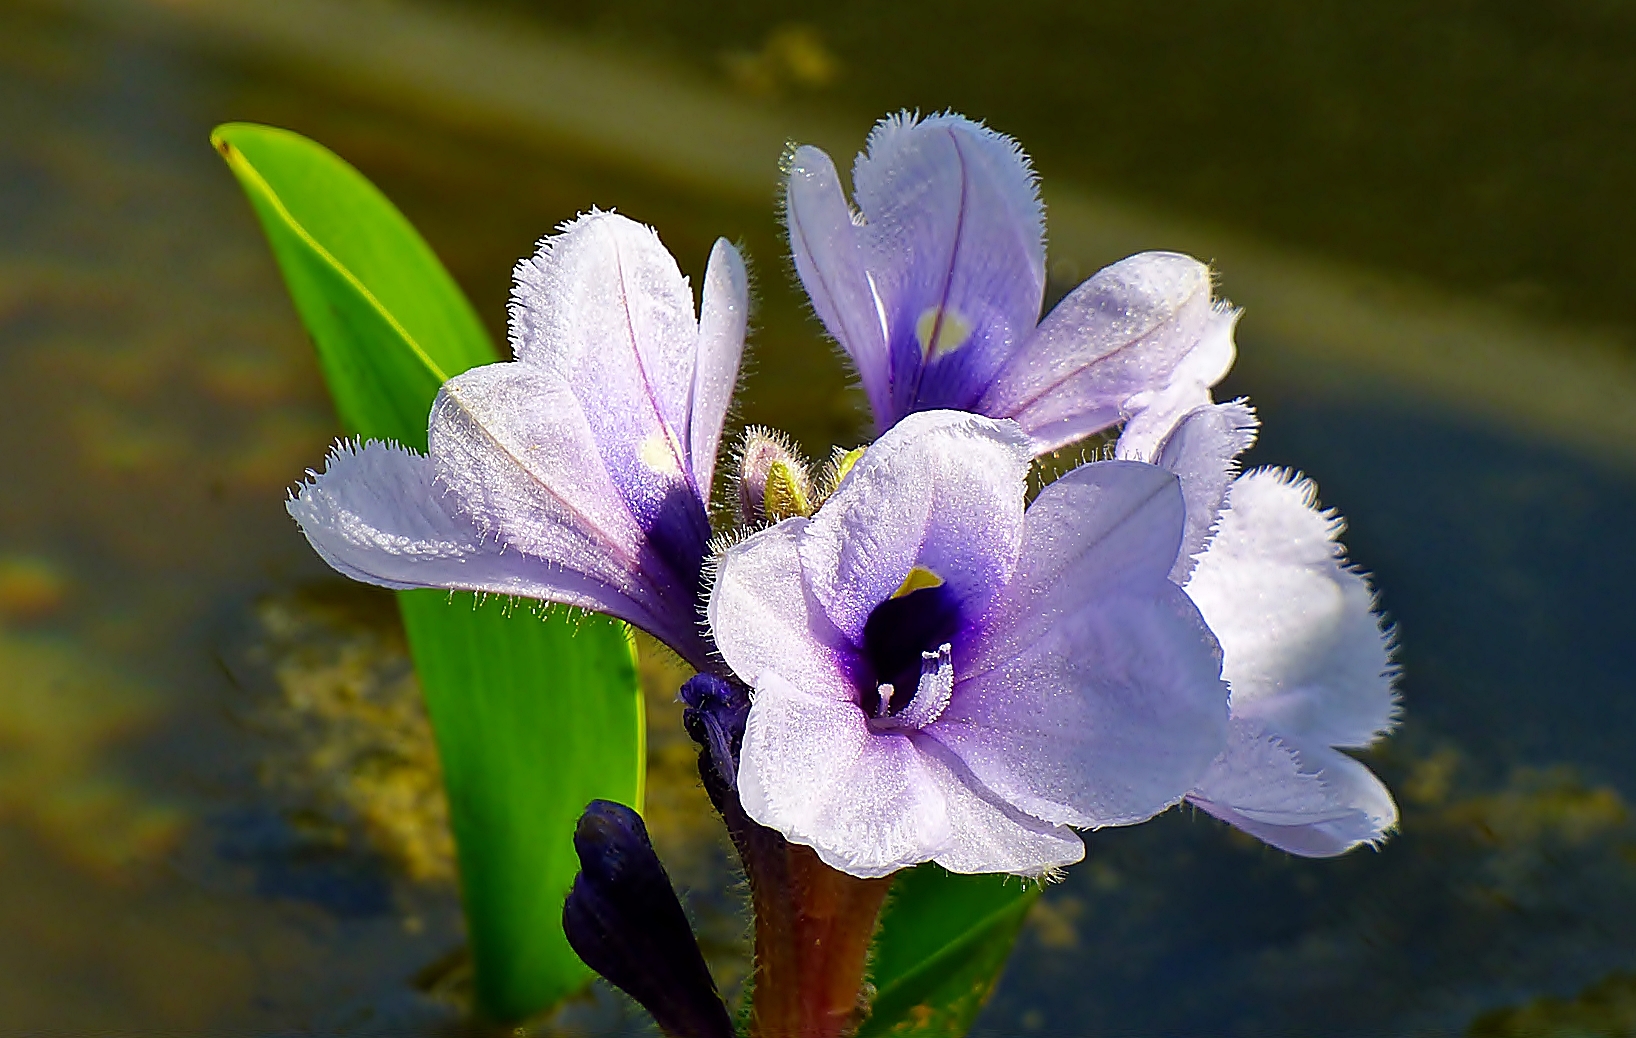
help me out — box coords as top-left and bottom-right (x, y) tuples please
(700, 752), (892, 1038)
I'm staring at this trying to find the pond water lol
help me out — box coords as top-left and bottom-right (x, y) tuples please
(4, 1), (1636, 1035)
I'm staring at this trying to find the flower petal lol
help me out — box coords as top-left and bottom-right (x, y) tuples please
(288, 440), (671, 634)
(1190, 721), (1398, 857)
(738, 671), (951, 879)
(785, 144), (892, 422)
(708, 518), (860, 703)
(1115, 301), (1239, 462)
(1185, 468), (1398, 748)
(509, 211), (705, 494)
(936, 460), (1227, 828)
(690, 238), (748, 497)
(851, 113), (1046, 418)
(799, 411), (1032, 644)
(935, 583), (1227, 829)
(1149, 401), (1259, 584)
(980, 252), (1234, 454)
(967, 460), (1187, 670)
(429, 362), (711, 664)
(915, 737), (1085, 877)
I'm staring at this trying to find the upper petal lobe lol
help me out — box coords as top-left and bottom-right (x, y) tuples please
(1149, 400), (1260, 584)
(691, 238), (749, 496)
(785, 145), (891, 422)
(849, 113), (1046, 419)
(799, 410), (1033, 644)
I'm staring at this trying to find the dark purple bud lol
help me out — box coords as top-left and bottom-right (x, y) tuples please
(562, 801), (734, 1038)
(679, 673), (750, 789)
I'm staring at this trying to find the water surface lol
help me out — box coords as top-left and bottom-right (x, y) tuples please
(3, 2), (1635, 1034)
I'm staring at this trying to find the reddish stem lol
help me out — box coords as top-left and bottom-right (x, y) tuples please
(705, 764), (892, 1038)
(747, 843), (892, 1038)
(689, 697), (893, 1038)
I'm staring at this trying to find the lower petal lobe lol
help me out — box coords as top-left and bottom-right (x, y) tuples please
(981, 252), (1221, 454)
(1190, 723), (1398, 857)
(288, 439), (686, 649)
(738, 672), (952, 879)
(936, 585), (1226, 828)
(915, 735), (1084, 876)
(1184, 468), (1397, 749)
(708, 519), (862, 704)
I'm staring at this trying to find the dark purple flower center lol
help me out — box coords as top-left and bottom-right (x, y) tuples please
(861, 582), (963, 716)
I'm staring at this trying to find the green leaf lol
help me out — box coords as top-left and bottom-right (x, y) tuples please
(401, 591), (643, 1019)
(211, 122), (493, 449)
(214, 123), (645, 1021)
(859, 866), (1040, 1038)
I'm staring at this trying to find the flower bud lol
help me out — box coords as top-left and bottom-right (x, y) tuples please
(563, 801), (734, 1038)
(736, 427), (813, 525)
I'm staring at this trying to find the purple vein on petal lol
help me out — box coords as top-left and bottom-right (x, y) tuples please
(609, 235), (704, 507)
(905, 126), (972, 409)
(435, 381), (645, 575)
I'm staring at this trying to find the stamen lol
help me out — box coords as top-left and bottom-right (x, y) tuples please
(872, 643), (954, 731)
(862, 578), (962, 700)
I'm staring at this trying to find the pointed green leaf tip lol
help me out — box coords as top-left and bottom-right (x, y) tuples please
(213, 122), (645, 1021)
(210, 121), (493, 448)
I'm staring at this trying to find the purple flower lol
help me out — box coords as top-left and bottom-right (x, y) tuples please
(287, 211), (747, 670)
(1137, 403), (1400, 856)
(706, 410), (1228, 878)
(789, 109), (1399, 857)
(785, 111), (1236, 453)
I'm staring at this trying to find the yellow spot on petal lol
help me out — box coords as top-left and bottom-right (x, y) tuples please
(639, 432), (682, 476)
(915, 305), (972, 360)
(892, 566), (944, 599)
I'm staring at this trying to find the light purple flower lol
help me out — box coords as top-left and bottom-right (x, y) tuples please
(790, 108), (1398, 857)
(706, 410), (1228, 878)
(785, 111), (1237, 452)
(287, 211), (747, 671)
(1133, 402), (1400, 856)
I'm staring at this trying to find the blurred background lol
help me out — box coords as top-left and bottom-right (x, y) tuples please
(4, 0), (1636, 1034)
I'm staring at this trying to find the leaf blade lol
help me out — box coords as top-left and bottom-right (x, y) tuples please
(215, 122), (645, 1021)
(402, 592), (643, 1017)
(859, 866), (1039, 1038)
(211, 122), (493, 447)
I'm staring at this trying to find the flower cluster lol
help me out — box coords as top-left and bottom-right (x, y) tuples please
(286, 108), (1399, 1030)
(291, 113), (1398, 872)
(284, 108), (1406, 1028)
